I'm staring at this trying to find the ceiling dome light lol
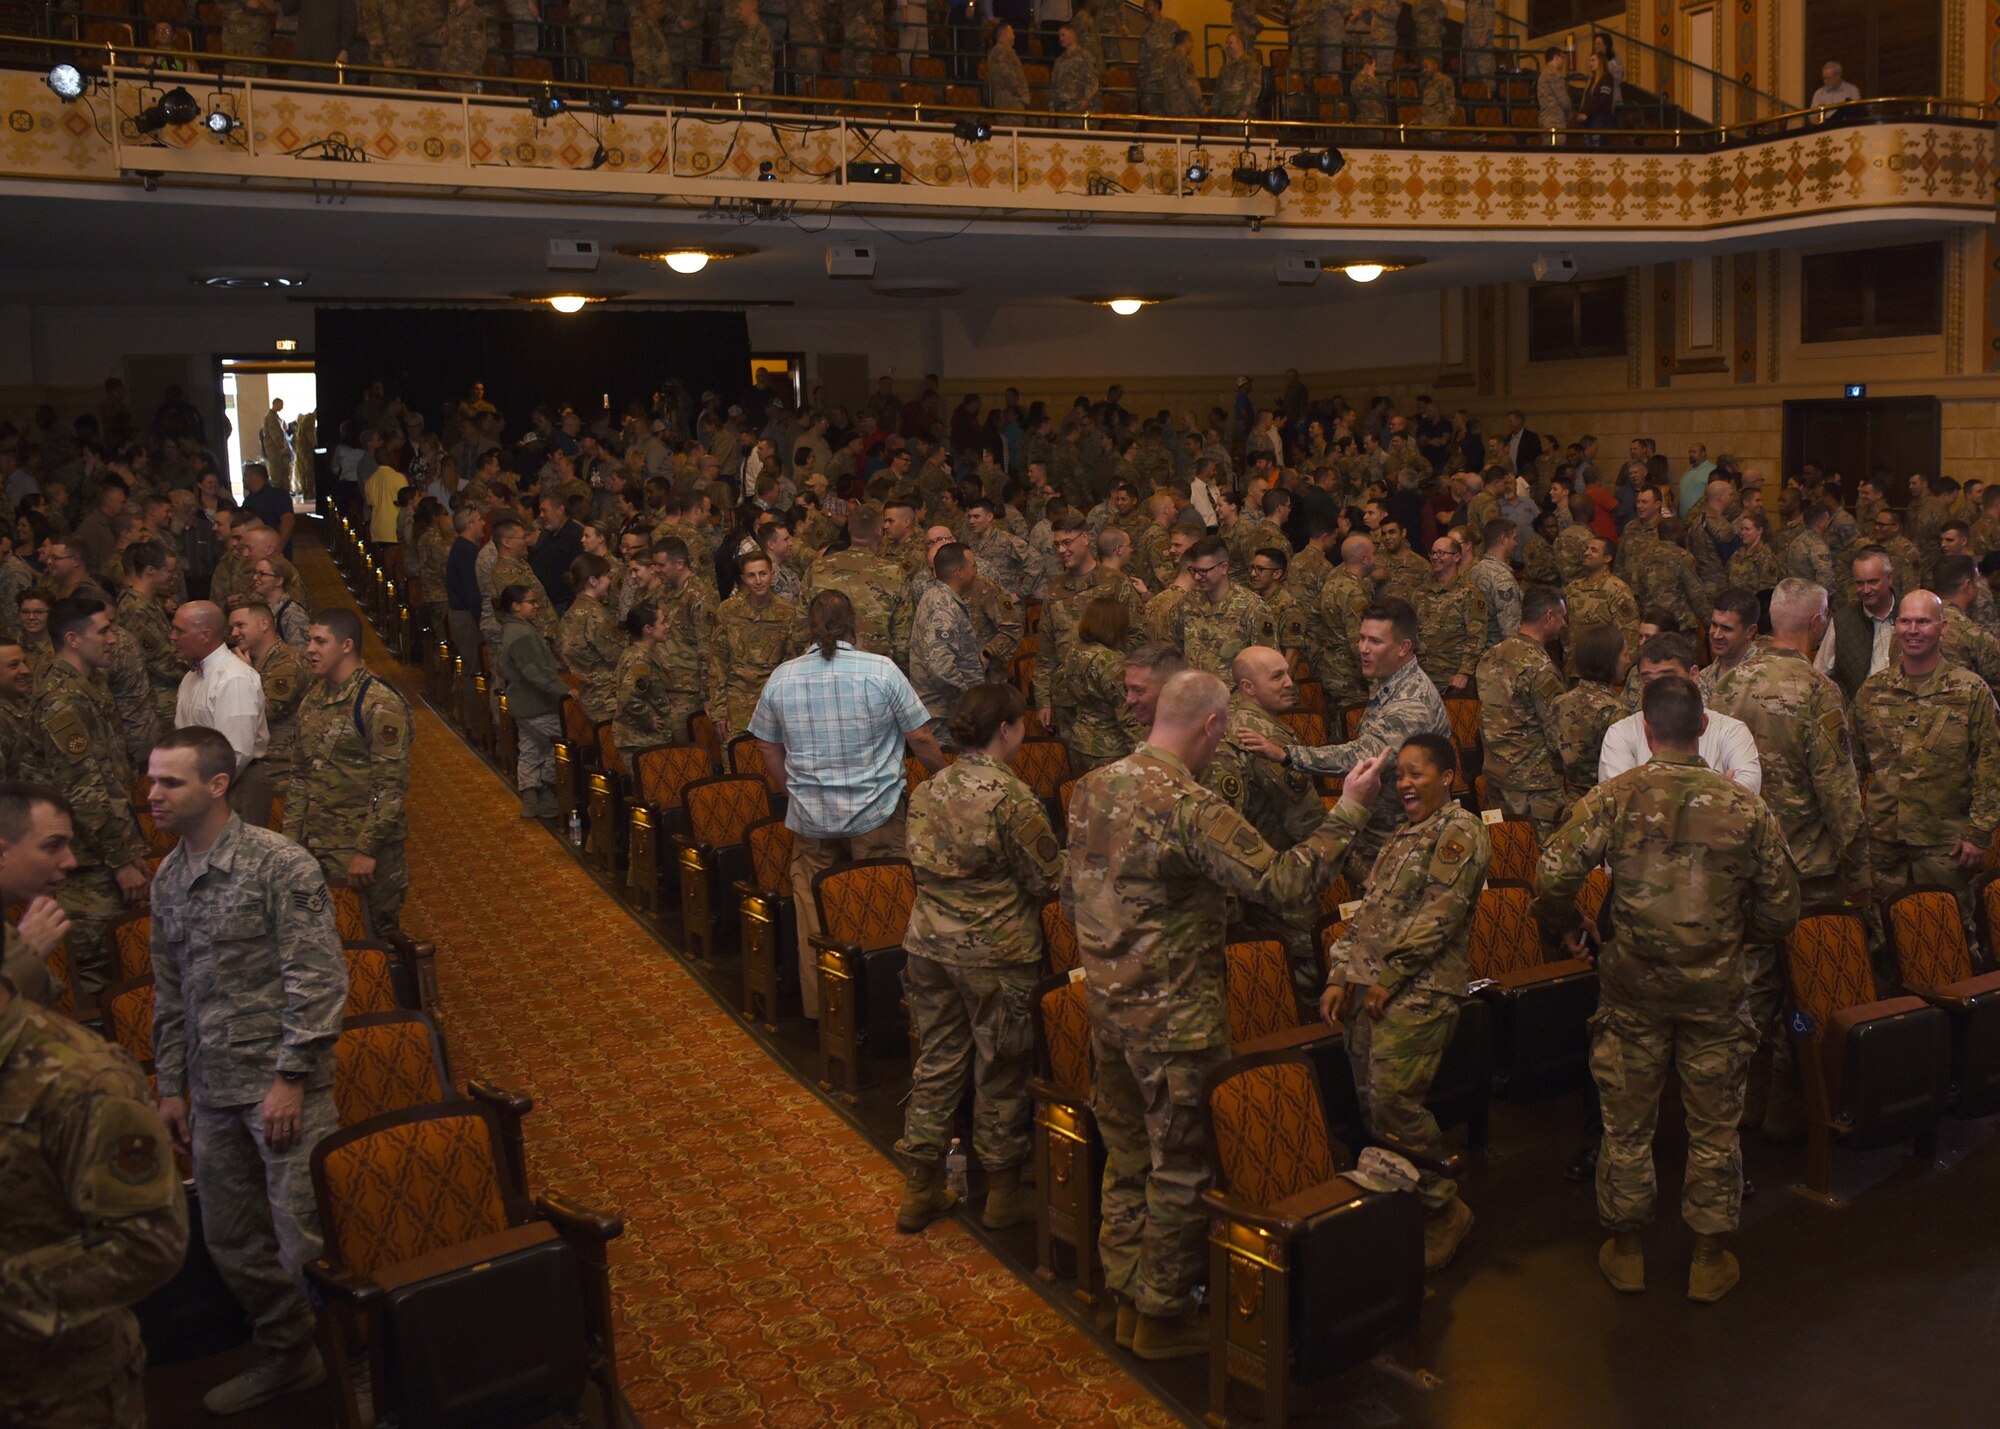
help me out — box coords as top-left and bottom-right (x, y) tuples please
(1343, 263), (1386, 283)
(546, 294), (589, 313)
(46, 63), (84, 101)
(664, 251), (709, 275)
(1108, 298), (1145, 316)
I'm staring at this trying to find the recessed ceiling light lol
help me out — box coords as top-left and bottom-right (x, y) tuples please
(190, 270), (310, 290)
(1324, 258), (1425, 284)
(547, 294), (589, 313)
(1108, 298), (1145, 316)
(665, 252), (708, 274)
(614, 243), (757, 272)
(1345, 264), (1385, 283)
(1075, 295), (1175, 315)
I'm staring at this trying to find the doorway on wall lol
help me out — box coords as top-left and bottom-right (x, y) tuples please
(217, 357), (317, 504)
(1781, 396), (1940, 508)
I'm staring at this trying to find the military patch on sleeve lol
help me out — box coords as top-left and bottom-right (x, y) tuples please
(1431, 831), (1471, 880)
(1036, 833), (1061, 864)
(376, 722), (401, 749)
(291, 883), (331, 916)
(111, 1132), (161, 1186)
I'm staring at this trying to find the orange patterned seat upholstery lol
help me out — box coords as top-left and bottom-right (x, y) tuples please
(1036, 974), (1093, 1103)
(1030, 973), (1101, 1298)
(1469, 884), (1597, 1099)
(683, 775), (773, 851)
(677, 775), (775, 963)
(1279, 711), (1327, 748)
(594, 722), (627, 781)
(561, 696), (596, 750)
(1885, 888), (2000, 1119)
(1011, 738), (1071, 800)
(1340, 703), (1366, 741)
(1225, 940), (1299, 1047)
(102, 975), (155, 1066)
(1785, 912), (1950, 1201)
(314, 1105), (517, 1281)
(44, 943), (78, 1020)
(1486, 820), (1539, 885)
(334, 1012), (449, 1128)
(1316, 872), (1352, 918)
(1057, 777), (1078, 822)
(1443, 696), (1482, 771)
(111, 913), (153, 982)
(814, 860), (914, 950)
(1887, 889), (1979, 991)
(1979, 871), (2000, 965)
(331, 886), (370, 942)
(345, 944), (402, 1016)
(1207, 1055), (1340, 1211)
(746, 818), (794, 893)
(1041, 899), (1079, 975)
(812, 859), (916, 1095)
(727, 732), (771, 782)
(1575, 866), (1611, 928)
(1294, 679), (1325, 715)
(1467, 884), (1542, 981)
(633, 745), (713, 810)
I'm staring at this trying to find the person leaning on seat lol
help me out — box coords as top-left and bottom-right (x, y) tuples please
(895, 681), (1064, 1236)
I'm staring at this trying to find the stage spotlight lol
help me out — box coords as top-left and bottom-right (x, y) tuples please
(161, 87), (199, 124)
(1184, 160), (1209, 183)
(46, 63), (84, 101)
(530, 92), (564, 120)
(1289, 147), (1345, 176)
(205, 103), (241, 138)
(951, 117), (991, 142)
(757, 159), (775, 181)
(591, 91), (627, 116)
(1232, 163), (1288, 196)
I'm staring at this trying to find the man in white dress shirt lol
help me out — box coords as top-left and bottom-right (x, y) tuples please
(1813, 548), (1899, 701)
(1598, 631), (1761, 792)
(171, 600), (274, 825)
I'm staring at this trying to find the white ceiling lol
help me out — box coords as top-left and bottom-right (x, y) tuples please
(0, 178), (1971, 312)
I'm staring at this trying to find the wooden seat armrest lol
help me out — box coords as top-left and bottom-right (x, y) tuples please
(465, 1080), (534, 1118)
(1028, 1075), (1093, 1114)
(1232, 1023), (1342, 1057)
(305, 1257), (382, 1308)
(536, 1191), (625, 1246)
(1200, 1186), (1310, 1241)
(808, 935), (863, 960)
(1483, 957), (1596, 991)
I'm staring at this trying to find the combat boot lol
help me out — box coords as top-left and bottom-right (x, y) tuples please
(203, 1346), (327, 1416)
(1115, 1299), (1138, 1349)
(895, 1159), (957, 1234)
(980, 1164), (1034, 1229)
(1092, 1296), (1120, 1335)
(1598, 1232), (1645, 1293)
(1422, 1196), (1474, 1270)
(1687, 1234), (1741, 1303)
(1131, 1308), (1208, 1361)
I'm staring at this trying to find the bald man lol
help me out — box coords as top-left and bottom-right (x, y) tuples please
(1310, 534), (1375, 707)
(173, 600), (273, 821)
(1851, 589), (2000, 945)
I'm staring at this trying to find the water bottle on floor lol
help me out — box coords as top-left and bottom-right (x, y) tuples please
(945, 1138), (968, 1202)
(568, 811), (584, 848)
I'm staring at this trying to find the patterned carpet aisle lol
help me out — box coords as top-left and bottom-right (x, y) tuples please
(298, 538), (1179, 1429)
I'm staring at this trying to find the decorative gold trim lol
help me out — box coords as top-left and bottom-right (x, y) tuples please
(1628, 267), (1645, 389)
(1945, 0), (1966, 101)
(1765, 249), (1779, 384)
(1947, 229), (1967, 376)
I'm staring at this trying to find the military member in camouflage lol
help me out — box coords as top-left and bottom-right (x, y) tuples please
(489, 517), (559, 646)
(1563, 536), (1640, 677)
(1710, 579), (1866, 1142)
(613, 601), (694, 755)
(150, 727), (348, 1415)
(433, 0), (491, 90)
(1926, 553), (2000, 702)
(1239, 599), (1452, 884)
(1295, 0), (1345, 80)
(1696, 588), (1764, 703)
(25, 598), (149, 999)
(629, 0), (682, 87)
(1536, 676), (1799, 1304)
(0, 829), (187, 1427)
(218, 0), (275, 72)
(1245, 546), (1308, 664)
(1370, 513), (1431, 605)
(1468, 521), (1523, 646)
(557, 553), (625, 724)
(966, 496), (1038, 606)
(800, 500), (911, 665)
(1064, 670), (1386, 1358)
(1905, 472), (1952, 585)
(1725, 511), (1782, 594)
(731, 0), (776, 93)
(1851, 590), (2000, 946)
(1412, 0), (1445, 50)
(910, 544), (987, 740)
(1349, 49), (1390, 123)
(1475, 585), (1569, 836)
(1325, 732), (1487, 1268)
(1212, 30), (1261, 120)
(1209, 646), (1335, 1001)
(1036, 509), (1139, 735)
(1628, 517), (1710, 634)
(1136, 0), (1175, 109)
(287, 609), (413, 939)
(0, 640), (30, 780)
(1167, 534), (1279, 679)
(1311, 534), (1375, 708)
(788, 0), (824, 81)
(708, 549), (798, 739)
(1063, 597), (1142, 772)
(1228, 0), (1259, 50)
(1414, 532), (1488, 694)
(896, 683), (1063, 1234)
(118, 542), (182, 735)
(1050, 23), (1102, 123)
(229, 604), (310, 829)
(358, 0), (421, 70)
(1461, 0), (1495, 75)
(841, 0), (882, 73)
(1156, 28), (1205, 116)
(496, 586), (570, 819)
(1784, 503), (1837, 590)
(1418, 53), (1457, 129)
(1549, 624), (1629, 809)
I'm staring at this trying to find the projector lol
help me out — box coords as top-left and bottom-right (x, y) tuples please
(547, 238), (600, 272)
(1532, 249), (1578, 283)
(826, 243), (877, 278)
(1277, 256), (1321, 287)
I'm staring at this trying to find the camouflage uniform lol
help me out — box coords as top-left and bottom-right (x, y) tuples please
(1628, 541), (1707, 633)
(1553, 523), (1595, 585)
(569, 0), (610, 58)
(612, 641), (699, 753)
(153, 814), (345, 1358)
(1414, 577), (1487, 692)
(1419, 70), (1456, 126)
(970, 526), (1038, 607)
(962, 575), (1023, 674)
(1156, 49), (1204, 117)
(731, 16), (775, 93)
(1562, 571), (1640, 677)
(251, 638), (310, 796)
(1311, 567), (1372, 709)
(1686, 509), (1741, 603)
(1334, 799), (1491, 1208)
(1212, 52), (1261, 120)
(1784, 528), (1835, 590)
(1165, 584), (1277, 681)
(359, 0), (422, 69)
(1209, 695), (1328, 1000)
(1138, 13), (1178, 109)
(1290, 656), (1451, 881)
(629, 5), (682, 88)
(1063, 640), (1141, 772)
(1063, 746), (1365, 1316)
(435, 0), (490, 90)
(1361, 0), (1399, 66)
(1475, 632), (1565, 835)
(1261, 585), (1309, 658)
(0, 694), (30, 780)
(1374, 542), (1430, 605)
(1711, 646), (1866, 1130)
(557, 592), (625, 724)
(1907, 492), (1952, 584)
(491, 553), (558, 644)
(1050, 47), (1101, 121)
(101, 627), (161, 774)
(909, 584), (985, 731)
(1851, 658), (2000, 944)
(1461, 0), (1495, 76)
(1726, 542), (1781, 595)
(413, 525), (452, 632)
(1287, 543), (1333, 610)
(286, 666), (413, 938)
(1520, 530), (1560, 587)
(841, 0), (882, 72)
(800, 547), (911, 665)
(25, 660), (146, 999)
(652, 518), (716, 591)
(787, 0), (824, 78)
(1294, 0), (1345, 81)
(1536, 754), (1800, 1236)
(1035, 564), (1137, 731)
(116, 588), (181, 735)
(1349, 67), (1389, 122)
(1467, 553), (1521, 647)
(898, 754), (1063, 1172)
(1229, 0), (1259, 50)
(1226, 517), (1287, 585)
(0, 993), (188, 1429)
(985, 39), (1030, 111)
(1071, 7), (1104, 64)
(708, 594), (798, 734)
(218, 0), (272, 74)
(1411, 0), (1445, 52)
(1550, 681), (1626, 808)
(1936, 603), (2000, 701)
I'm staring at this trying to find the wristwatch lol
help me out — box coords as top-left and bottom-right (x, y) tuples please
(278, 1068), (308, 1084)
(1280, 746), (1294, 770)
